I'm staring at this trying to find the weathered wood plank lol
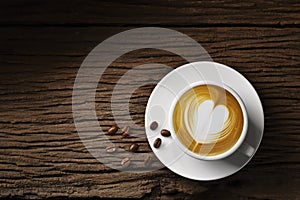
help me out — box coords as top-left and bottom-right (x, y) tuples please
(0, 0), (299, 27)
(0, 26), (299, 198)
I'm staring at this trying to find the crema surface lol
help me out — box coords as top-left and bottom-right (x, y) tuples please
(173, 85), (244, 156)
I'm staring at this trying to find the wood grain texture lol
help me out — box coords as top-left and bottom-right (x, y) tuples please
(0, 0), (299, 199)
(0, 0), (299, 27)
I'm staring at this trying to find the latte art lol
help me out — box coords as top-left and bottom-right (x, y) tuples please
(173, 84), (244, 156)
(186, 100), (229, 143)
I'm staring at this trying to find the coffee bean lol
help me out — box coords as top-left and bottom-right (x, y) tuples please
(150, 121), (158, 130)
(121, 157), (131, 168)
(121, 132), (130, 138)
(105, 145), (116, 153)
(107, 125), (118, 135)
(121, 126), (130, 138)
(122, 126), (130, 134)
(153, 138), (162, 148)
(129, 143), (139, 152)
(161, 129), (171, 137)
(144, 155), (152, 167)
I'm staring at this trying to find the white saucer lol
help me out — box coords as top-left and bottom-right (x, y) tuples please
(145, 61), (264, 180)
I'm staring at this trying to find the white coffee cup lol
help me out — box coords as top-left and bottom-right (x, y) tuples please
(169, 81), (252, 160)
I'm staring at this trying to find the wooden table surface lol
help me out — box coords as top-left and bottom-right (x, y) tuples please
(0, 0), (299, 199)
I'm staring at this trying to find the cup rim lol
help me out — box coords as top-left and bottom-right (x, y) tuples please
(169, 80), (248, 161)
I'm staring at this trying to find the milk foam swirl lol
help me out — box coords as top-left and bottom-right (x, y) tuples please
(173, 84), (244, 156)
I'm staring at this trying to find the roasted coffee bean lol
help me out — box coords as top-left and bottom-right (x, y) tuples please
(121, 132), (130, 138)
(105, 145), (116, 153)
(122, 126), (130, 134)
(121, 157), (131, 168)
(121, 126), (130, 138)
(161, 129), (171, 137)
(129, 143), (139, 152)
(144, 155), (152, 167)
(153, 138), (162, 148)
(107, 125), (118, 135)
(150, 121), (158, 130)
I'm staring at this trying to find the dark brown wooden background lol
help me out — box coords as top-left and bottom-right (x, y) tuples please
(0, 0), (299, 199)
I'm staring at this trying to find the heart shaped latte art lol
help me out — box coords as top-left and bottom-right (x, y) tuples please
(185, 100), (229, 143)
(173, 85), (244, 156)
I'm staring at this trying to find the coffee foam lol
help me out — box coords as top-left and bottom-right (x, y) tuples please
(173, 84), (244, 156)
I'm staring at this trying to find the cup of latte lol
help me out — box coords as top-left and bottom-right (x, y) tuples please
(170, 81), (248, 160)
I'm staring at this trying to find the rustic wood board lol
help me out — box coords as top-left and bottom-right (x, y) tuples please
(0, 0), (299, 199)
